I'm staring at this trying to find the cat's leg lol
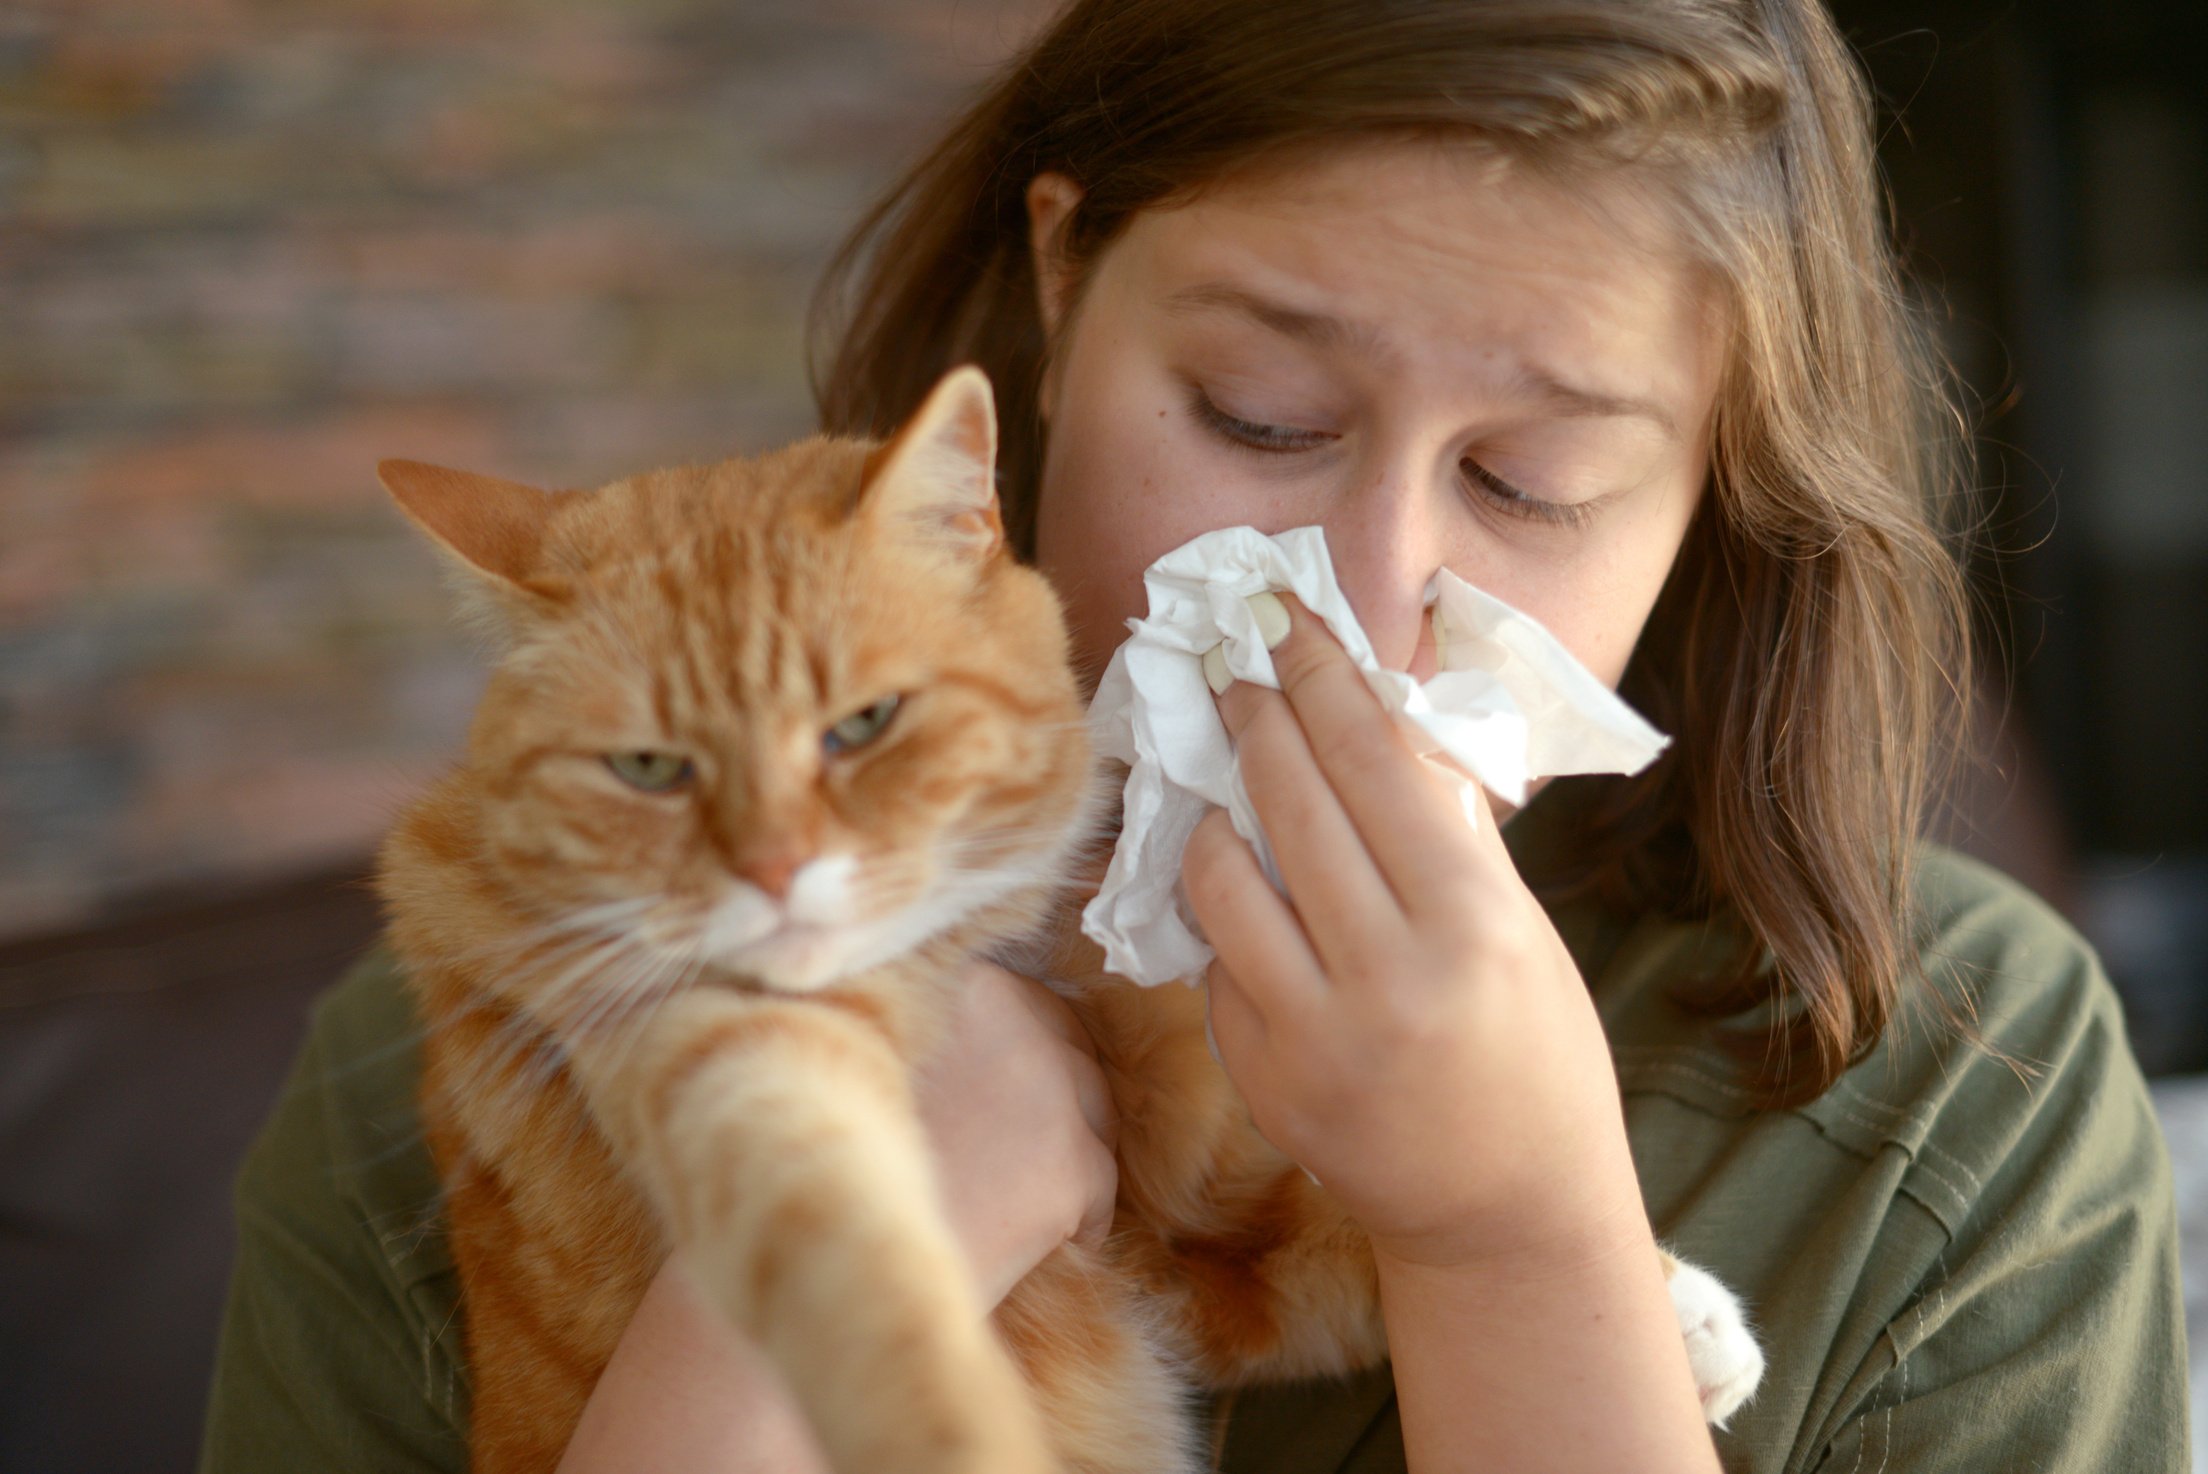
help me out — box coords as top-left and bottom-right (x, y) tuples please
(562, 987), (1055, 1474)
(995, 1243), (1204, 1474)
(1658, 1249), (1765, 1428)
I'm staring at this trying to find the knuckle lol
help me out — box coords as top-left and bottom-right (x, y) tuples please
(1213, 681), (1251, 733)
(1308, 716), (1389, 776)
(1027, 985), (1086, 1045)
(1252, 1096), (1321, 1162)
(1273, 642), (1334, 702)
(1372, 985), (1440, 1048)
(1180, 842), (1244, 919)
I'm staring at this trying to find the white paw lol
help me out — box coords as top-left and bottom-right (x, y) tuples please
(1666, 1256), (1765, 1429)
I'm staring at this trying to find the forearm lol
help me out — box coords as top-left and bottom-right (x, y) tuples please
(1375, 1174), (1720, 1474)
(556, 1258), (830, 1474)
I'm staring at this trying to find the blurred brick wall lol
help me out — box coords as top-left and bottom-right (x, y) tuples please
(0, 0), (1051, 938)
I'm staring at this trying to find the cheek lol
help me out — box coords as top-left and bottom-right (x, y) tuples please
(1036, 360), (1282, 685)
(1036, 386), (1187, 681)
(1547, 492), (1700, 688)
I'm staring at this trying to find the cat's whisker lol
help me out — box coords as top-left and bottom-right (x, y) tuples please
(434, 896), (666, 980)
(541, 919), (705, 1048)
(438, 990), (587, 1099)
(560, 947), (669, 1047)
(528, 935), (667, 1042)
(555, 945), (711, 1148)
(311, 921), (652, 1101)
(484, 938), (637, 1018)
(590, 948), (702, 1078)
(428, 933), (662, 1114)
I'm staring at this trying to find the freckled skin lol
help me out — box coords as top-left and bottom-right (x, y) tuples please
(1030, 141), (1724, 734)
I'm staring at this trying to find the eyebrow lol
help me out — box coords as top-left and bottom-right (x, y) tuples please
(1162, 281), (1679, 439)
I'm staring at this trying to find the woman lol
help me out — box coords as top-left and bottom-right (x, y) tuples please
(200, 1), (2188, 1471)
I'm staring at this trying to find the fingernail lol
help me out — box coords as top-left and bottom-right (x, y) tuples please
(1247, 591), (1290, 650)
(1204, 988), (1222, 1065)
(1202, 642), (1233, 695)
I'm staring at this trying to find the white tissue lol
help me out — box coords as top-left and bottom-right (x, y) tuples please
(1080, 525), (1668, 988)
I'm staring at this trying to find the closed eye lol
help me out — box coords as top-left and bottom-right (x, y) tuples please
(1191, 383), (1604, 531)
(1186, 386), (1336, 453)
(1458, 459), (1599, 530)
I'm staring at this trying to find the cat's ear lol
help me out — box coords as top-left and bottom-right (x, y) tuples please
(377, 459), (560, 585)
(378, 459), (570, 641)
(858, 365), (1004, 560)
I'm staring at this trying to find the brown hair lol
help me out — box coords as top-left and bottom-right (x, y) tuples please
(810, 0), (1975, 1106)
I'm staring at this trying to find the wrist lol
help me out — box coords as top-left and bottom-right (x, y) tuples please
(1368, 1121), (1650, 1282)
(558, 1260), (830, 1474)
(1373, 1194), (1720, 1474)
(1373, 1187), (1654, 1304)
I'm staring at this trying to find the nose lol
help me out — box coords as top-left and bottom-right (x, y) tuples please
(732, 845), (808, 900)
(1318, 464), (1452, 683)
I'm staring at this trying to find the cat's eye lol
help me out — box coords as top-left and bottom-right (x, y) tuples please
(824, 696), (901, 755)
(605, 750), (694, 792)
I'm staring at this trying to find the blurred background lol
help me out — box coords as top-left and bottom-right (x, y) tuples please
(1, 1), (2202, 1470)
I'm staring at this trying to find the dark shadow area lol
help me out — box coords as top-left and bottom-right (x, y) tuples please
(0, 866), (381, 1474)
(1836, 0), (2208, 1071)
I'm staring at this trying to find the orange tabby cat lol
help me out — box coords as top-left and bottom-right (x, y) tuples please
(377, 365), (1761, 1474)
(379, 368), (1192, 1474)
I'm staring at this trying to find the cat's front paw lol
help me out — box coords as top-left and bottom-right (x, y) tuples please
(1664, 1254), (1764, 1429)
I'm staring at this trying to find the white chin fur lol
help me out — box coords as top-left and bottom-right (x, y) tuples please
(734, 928), (858, 993)
(732, 881), (1005, 993)
(721, 851), (1058, 992)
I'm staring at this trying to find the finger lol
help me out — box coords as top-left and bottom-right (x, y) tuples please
(969, 959), (1093, 1055)
(1202, 955), (1268, 1074)
(1072, 1131), (1119, 1248)
(1057, 1035), (1119, 1152)
(1018, 977), (1096, 1057)
(1180, 806), (1326, 1023)
(1444, 762), (1533, 885)
(1212, 678), (1404, 975)
(1205, 960), (1307, 1166)
(1252, 594), (1491, 916)
(972, 963), (1119, 1149)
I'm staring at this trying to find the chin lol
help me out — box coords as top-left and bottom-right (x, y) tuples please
(727, 890), (992, 995)
(731, 928), (863, 994)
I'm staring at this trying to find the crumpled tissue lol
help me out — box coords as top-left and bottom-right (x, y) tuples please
(1081, 525), (1669, 988)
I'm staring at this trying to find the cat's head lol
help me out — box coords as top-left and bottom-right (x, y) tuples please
(381, 367), (1099, 994)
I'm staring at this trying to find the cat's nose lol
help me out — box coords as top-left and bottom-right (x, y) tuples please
(733, 848), (808, 899)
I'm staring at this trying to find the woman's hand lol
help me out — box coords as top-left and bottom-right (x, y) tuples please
(1182, 592), (1642, 1277)
(913, 958), (1121, 1308)
(1188, 600), (1722, 1472)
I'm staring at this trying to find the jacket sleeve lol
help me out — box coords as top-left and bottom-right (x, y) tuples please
(198, 958), (469, 1474)
(1807, 933), (2191, 1473)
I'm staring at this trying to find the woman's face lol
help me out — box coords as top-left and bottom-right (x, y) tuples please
(1027, 140), (1723, 707)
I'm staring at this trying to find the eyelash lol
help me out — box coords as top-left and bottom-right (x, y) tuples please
(1186, 387), (1596, 530)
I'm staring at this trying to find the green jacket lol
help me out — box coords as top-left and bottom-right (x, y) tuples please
(197, 814), (2190, 1472)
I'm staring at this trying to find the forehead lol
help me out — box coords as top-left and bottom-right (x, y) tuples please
(1101, 138), (1723, 419)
